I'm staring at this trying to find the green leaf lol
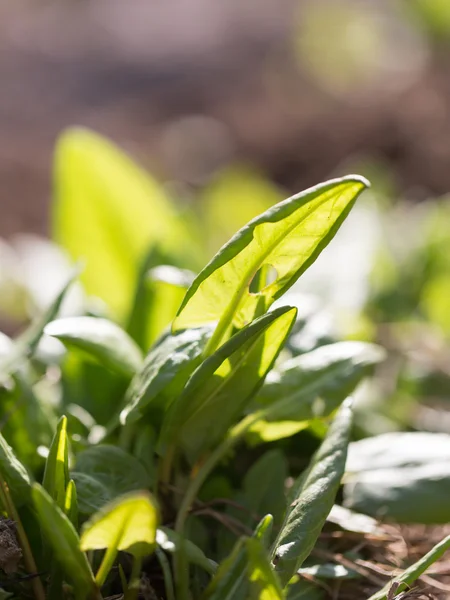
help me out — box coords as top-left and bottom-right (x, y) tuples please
(42, 415), (70, 509)
(156, 527), (217, 575)
(52, 128), (195, 319)
(286, 579), (325, 600)
(253, 515), (274, 549)
(80, 491), (159, 558)
(0, 433), (32, 508)
(64, 479), (79, 529)
(129, 264), (194, 350)
(202, 538), (248, 600)
(244, 450), (288, 531)
(173, 175), (368, 352)
(0, 272), (76, 382)
(45, 316), (144, 377)
(120, 326), (212, 426)
(247, 538), (284, 600)
(32, 483), (96, 596)
(272, 400), (353, 586)
(298, 562), (359, 580)
(367, 533), (450, 600)
(72, 445), (152, 515)
(344, 432), (450, 523)
(160, 306), (297, 462)
(255, 341), (384, 422)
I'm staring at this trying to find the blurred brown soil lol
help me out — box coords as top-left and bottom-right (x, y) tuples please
(2, 1), (450, 239)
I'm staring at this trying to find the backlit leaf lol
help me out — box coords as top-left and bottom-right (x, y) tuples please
(42, 415), (69, 510)
(173, 176), (368, 352)
(80, 492), (159, 558)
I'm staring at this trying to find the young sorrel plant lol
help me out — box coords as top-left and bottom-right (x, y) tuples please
(0, 129), (446, 599)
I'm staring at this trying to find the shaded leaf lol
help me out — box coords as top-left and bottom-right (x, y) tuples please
(80, 492), (159, 558)
(45, 316), (144, 377)
(174, 176), (368, 352)
(160, 306), (297, 462)
(344, 432), (450, 523)
(0, 433), (32, 508)
(202, 538), (248, 600)
(256, 341), (384, 422)
(120, 326), (212, 426)
(32, 483), (95, 596)
(72, 445), (151, 515)
(272, 400), (353, 586)
(156, 527), (217, 575)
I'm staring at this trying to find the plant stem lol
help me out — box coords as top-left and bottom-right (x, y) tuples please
(0, 479), (46, 600)
(174, 411), (260, 599)
(95, 545), (118, 587)
(124, 555), (142, 600)
(156, 548), (175, 600)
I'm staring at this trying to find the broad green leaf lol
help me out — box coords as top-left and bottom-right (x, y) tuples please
(202, 538), (248, 600)
(368, 533), (450, 600)
(160, 306), (297, 462)
(344, 432), (450, 523)
(43, 415), (70, 509)
(0, 433), (32, 507)
(32, 483), (96, 596)
(72, 445), (152, 515)
(255, 341), (384, 422)
(52, 128), (195, 319)
(272, 400), (353, 586)
(120, 326), (212, 426)
(156, 527), (217, 575)
(244, 450), (288, 531)
(64, 479), (79, 529)
(70, 472), (111, 516)
(45, 316), (144, 377)
(247, 538), (284, 600)
(173, 176), (368, 351)
(0, 272), (76, 382)
(80, 492), (159, 558)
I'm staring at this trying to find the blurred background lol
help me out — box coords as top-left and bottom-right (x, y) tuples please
(3, 0), (450, 237)
(2, 0), (450, 442)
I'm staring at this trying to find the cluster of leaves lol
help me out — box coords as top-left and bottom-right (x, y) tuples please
(0, 129), (447, 600)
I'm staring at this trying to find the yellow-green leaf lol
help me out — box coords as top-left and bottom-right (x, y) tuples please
(42, 415), (69, 510)
(52, 128), (193, 319)
(173, 176), (368, 352)
(80, 492), (159, 558)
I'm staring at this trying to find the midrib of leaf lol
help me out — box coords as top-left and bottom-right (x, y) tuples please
(204, 187), (347, 356)
(181, 333), (264, 431)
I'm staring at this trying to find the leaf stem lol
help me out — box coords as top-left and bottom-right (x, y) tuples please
(173, 411), (261, 599)
(95, 545), (118, 588)
(0, 478), (46, 600)
(156, 548), (175, 600)
(124, 555), (142, 600)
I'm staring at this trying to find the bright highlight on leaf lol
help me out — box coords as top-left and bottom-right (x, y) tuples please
(42, 415), (69, 510)
(173, 175), (369, 353)
(80, 492), (159, 558)
(45, 316), (144, 377)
